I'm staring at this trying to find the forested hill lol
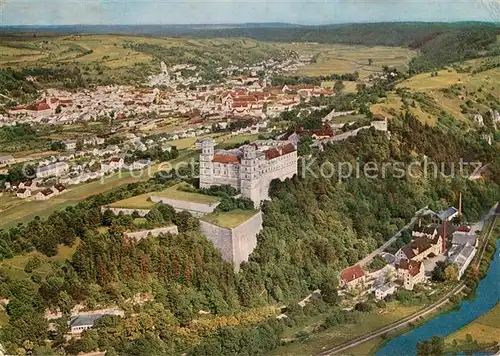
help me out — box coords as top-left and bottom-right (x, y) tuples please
(190, 22), (500, 73)
(190, 22), (497, 47)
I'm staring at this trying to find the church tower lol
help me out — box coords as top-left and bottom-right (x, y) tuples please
(240, 145), (261, 206)
(199, 138), (215, 189)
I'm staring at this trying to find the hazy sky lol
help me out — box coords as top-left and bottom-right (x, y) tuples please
(1, 0), (499, 26)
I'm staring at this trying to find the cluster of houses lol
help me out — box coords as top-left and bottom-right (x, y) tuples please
(339, 206), (479, 300)
(0, 50), (337, 130)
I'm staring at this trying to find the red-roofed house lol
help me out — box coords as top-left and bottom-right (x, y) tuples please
(340, 264), (366, 289)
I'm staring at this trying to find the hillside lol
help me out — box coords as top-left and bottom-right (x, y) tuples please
(372, 55), (500, 125)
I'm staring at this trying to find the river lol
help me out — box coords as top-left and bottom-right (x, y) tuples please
(376, 239), (500, 356)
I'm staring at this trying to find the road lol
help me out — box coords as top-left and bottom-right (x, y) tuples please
(359, 206), (429, 267)
(318, 203), (498, 356)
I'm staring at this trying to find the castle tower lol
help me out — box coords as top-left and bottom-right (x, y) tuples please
(240, 145), (261, 206)
(199, 138), (215, 189)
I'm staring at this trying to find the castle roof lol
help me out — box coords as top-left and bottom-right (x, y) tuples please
(213, 154), (241, 164)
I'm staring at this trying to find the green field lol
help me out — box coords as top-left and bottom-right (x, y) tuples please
(270, 302), (422, 356)
(201, 209), (260, 229)
(108, 182), (219, 210)
(0, 149), (196, 230)
(0, 239), (80, 281)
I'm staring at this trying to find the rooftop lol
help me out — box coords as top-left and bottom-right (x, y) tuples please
(341, 264), (365, 283)
(70, 314), (104, 327)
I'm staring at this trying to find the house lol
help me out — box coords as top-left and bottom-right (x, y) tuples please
(432, 207), (459, 223)
(53, 184), (66, 195)
(19, 180), (35, 190)
(101, 157), (124, 172)
(131, 159), (151, 171)
(36, 162), (69, 178)
(161, 143), (173, 152)
(35, 188), (55, 201)
(374, 283), (396, 300)
(452, 227), (477, 248)
(16, 188), (31, 199)
(0, 155), (14, 165)
(395, 233), (443, 264)
(448, 243), (476, 279)
(340, 264), (366, 289)
(395, 259), (425, 290)
(63, 140), (77, 150)
(412, 224), (439, 239)
(69, 314), (105, 334)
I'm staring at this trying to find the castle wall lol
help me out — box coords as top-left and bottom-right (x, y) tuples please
(199, 211), (263, 272)
(102, 207), (150, 217)
(124, 226), (179, 240)
(149, 196), (219, 216)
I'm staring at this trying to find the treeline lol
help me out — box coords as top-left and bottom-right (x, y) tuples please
(271, 72), (359, 86)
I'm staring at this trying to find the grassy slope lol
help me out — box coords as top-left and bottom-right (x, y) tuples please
(372, 56), (500, 125)
(201, 209), (260, 229)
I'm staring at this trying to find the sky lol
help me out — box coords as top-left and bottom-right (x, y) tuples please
(1, 0), (499, 26)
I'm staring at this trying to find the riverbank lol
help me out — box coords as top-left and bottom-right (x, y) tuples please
(443, 303), (500, 354)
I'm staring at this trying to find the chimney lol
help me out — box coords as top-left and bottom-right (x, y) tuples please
(459, 192), (463, 217)
(442, 221), (447, 253)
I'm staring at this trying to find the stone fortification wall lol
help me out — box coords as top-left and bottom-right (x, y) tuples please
(199, 211), (263, 272)
(124, 226), (179, 240)
(149, 196), (219, 216)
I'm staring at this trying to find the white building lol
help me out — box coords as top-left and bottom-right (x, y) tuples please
(36, 162), (69, 178)
(69, 314), (105, 334)
(0, 155), (14, 165)
(375, 283), (396, 300)
(16, 188), (31, 199)
(199, 138), (297, 205)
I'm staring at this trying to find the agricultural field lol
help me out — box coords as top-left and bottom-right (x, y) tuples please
(276, 42), (417, 78)
(0, 34), (284, 86)
(201, 209), (260, 229)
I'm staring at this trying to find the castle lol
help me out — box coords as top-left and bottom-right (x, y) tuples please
(199, 138), (298, 205)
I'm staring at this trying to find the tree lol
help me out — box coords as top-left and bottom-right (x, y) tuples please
(444, 264), (458, 281)
(55, 105), (62, 114)
(333, 80), (345, 93)
(416, 336), (444, 356)
(368, 58), (373, 66)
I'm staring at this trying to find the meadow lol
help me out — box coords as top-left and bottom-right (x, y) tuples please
(276, 42), (417, 78)
(445, 303), (500, 350)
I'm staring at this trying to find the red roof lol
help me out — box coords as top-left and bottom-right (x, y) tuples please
(213, 154), (241, 164)
(34, 102), (51, 111)
(341, 265), (365, 283)
(281, 143), (296, 155)
(265, 148), (281, 160)
(457, 225), (471, 232)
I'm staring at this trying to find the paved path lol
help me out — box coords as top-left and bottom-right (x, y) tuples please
(359, 206), (429, 267)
